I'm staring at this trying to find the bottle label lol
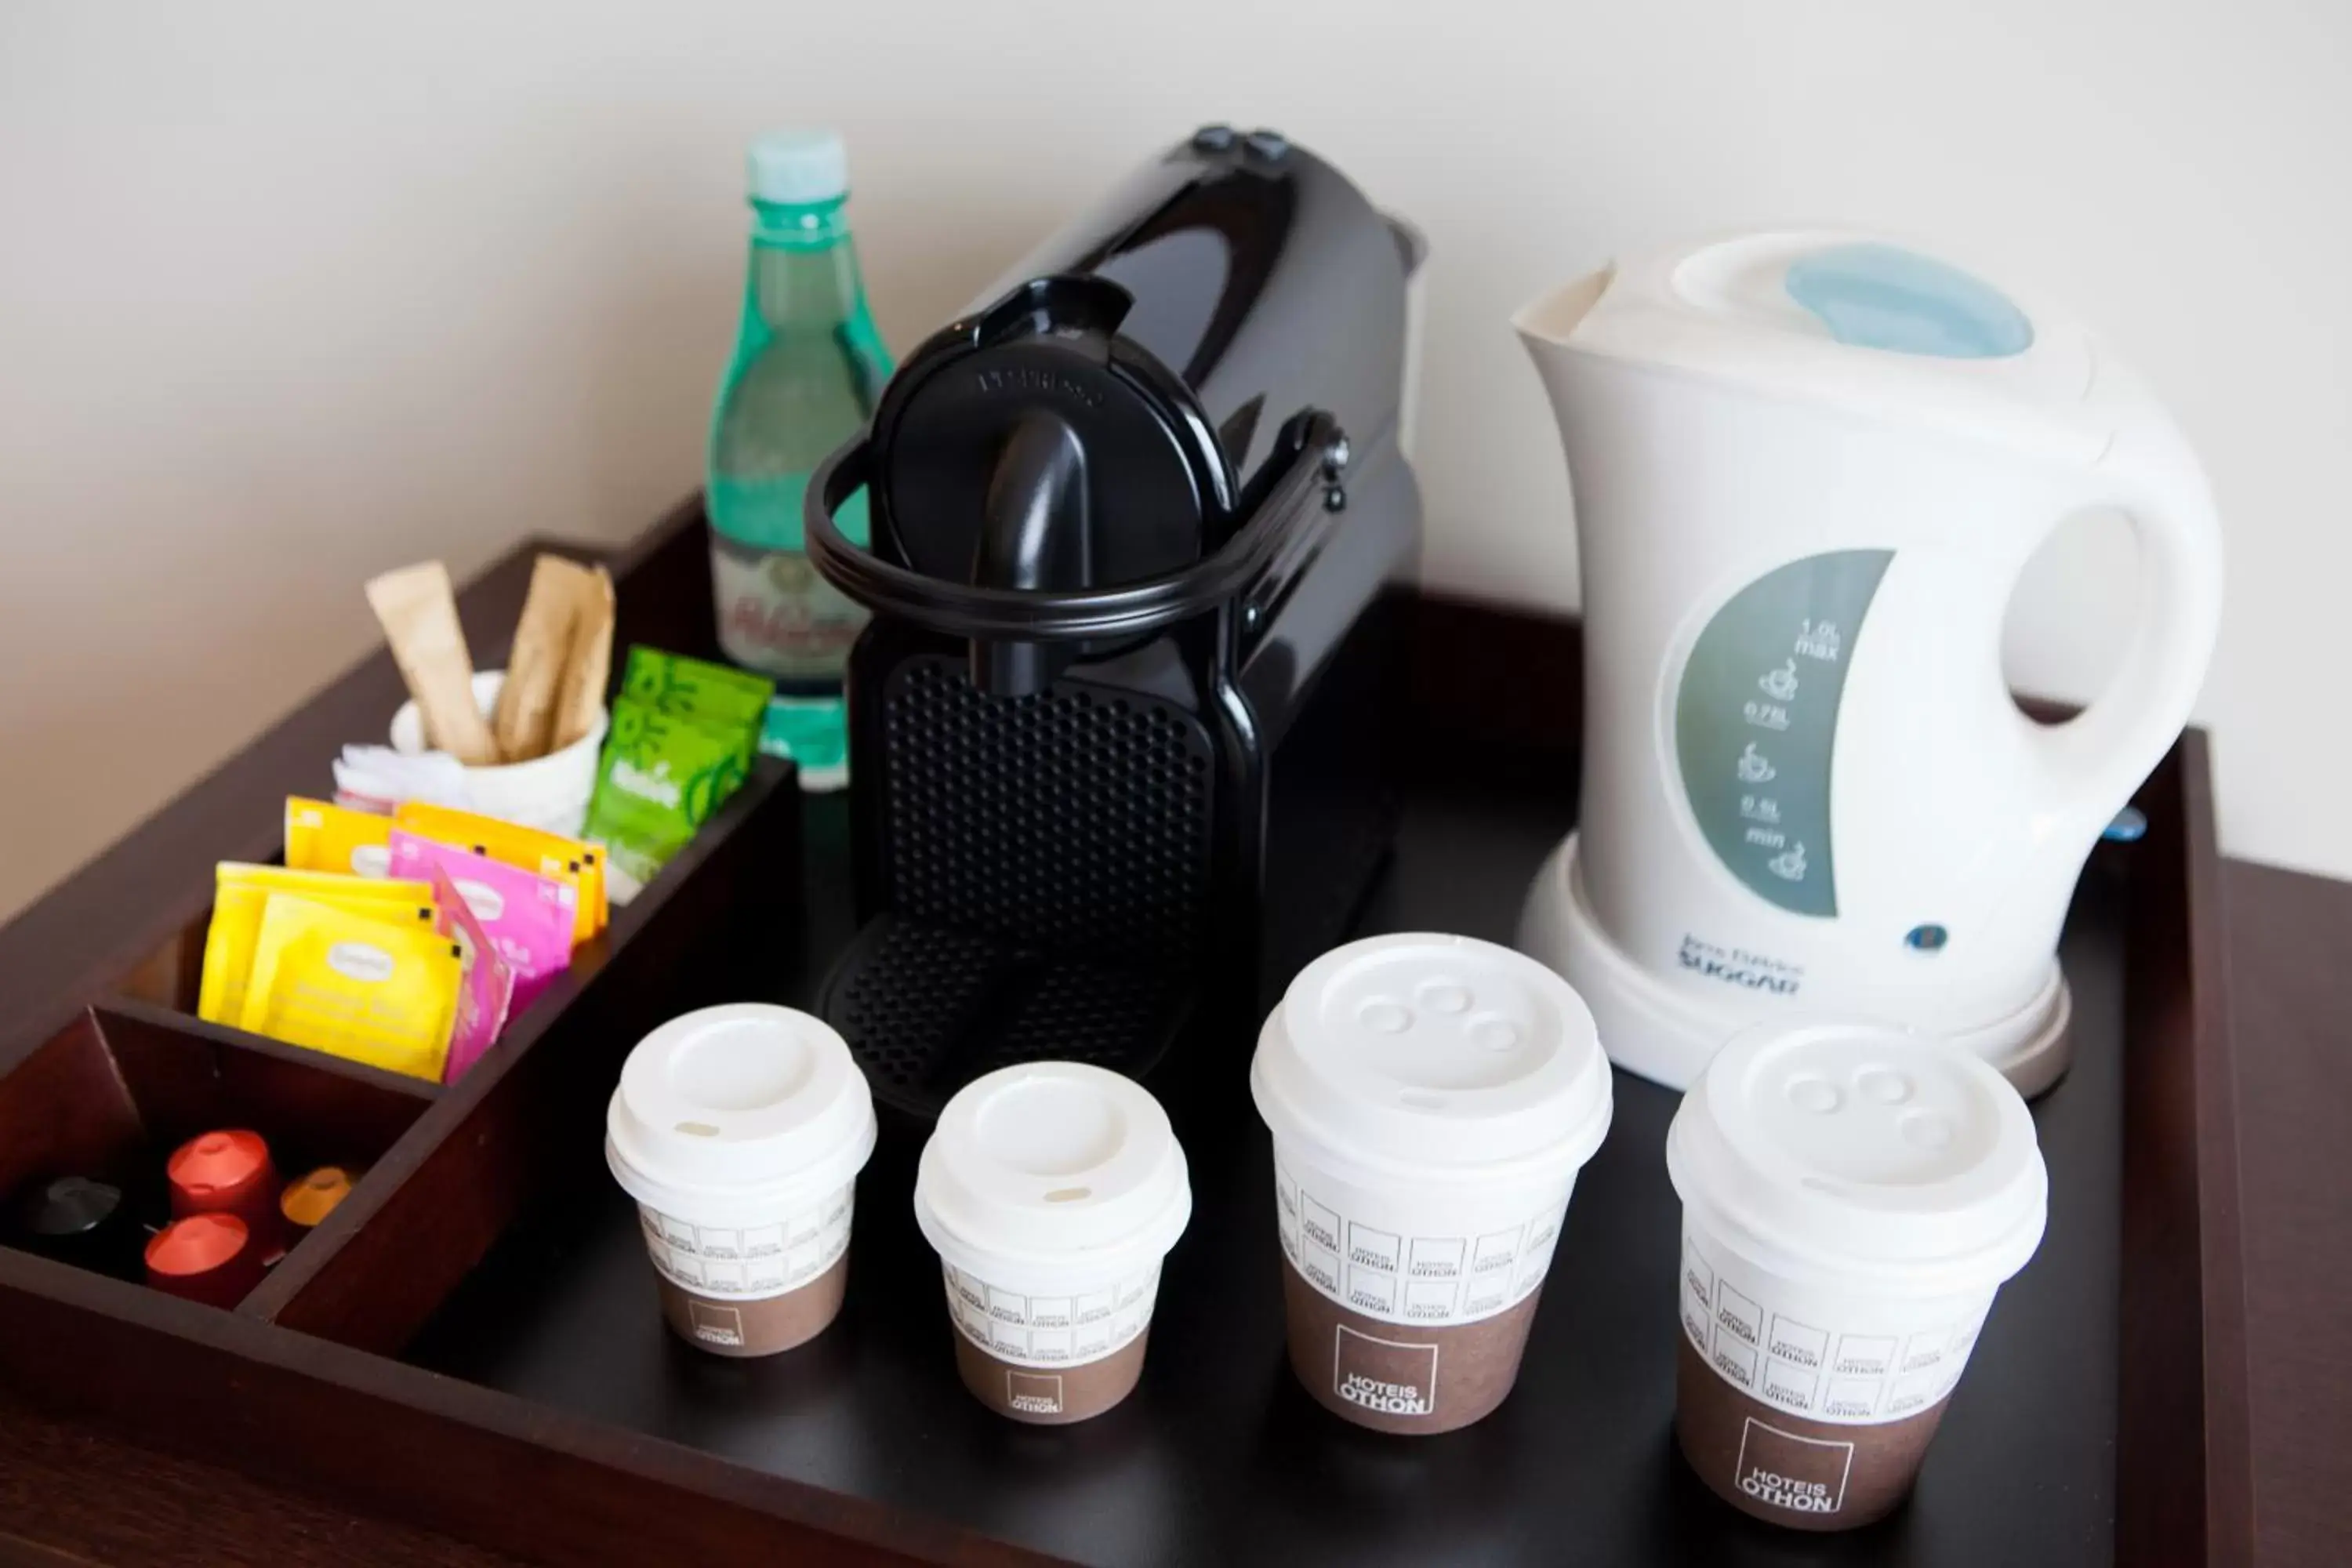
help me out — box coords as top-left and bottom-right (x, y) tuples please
(708, 528), (867, 683)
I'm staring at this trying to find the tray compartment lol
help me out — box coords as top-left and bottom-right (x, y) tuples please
(0, 1001), (434, 1307)
(240, 754), (802, 1355)
(106, 880), (662, 1093)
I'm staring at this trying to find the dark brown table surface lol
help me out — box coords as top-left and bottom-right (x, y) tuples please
(0, 855), (2339, 1565)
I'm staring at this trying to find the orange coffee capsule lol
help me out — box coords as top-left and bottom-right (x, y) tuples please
(280, 1167), (358, 1232)
(144, 1214), (264, 1308)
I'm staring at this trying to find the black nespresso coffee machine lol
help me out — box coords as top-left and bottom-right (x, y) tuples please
(806, 125), (1423, 1116)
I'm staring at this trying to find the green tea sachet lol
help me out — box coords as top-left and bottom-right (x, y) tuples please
(584, 696), (752, 891)
(589, 648), (771, 896)
(619, 645), (774, 735)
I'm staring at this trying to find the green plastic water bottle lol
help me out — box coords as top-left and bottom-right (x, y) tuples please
(706, 129), (892, 790)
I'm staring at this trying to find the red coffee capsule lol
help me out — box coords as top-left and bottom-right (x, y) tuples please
(168, 1129), (283, 1260)
(144, 1213), (265, 1308)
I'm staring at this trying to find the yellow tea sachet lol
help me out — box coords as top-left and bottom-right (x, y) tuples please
(196, 864), (434, 1029)
(238, 895), (462, 1082)
(285, 797), (397, 878)
(394, 800), (604, 941)
(216, 862), (431, 904)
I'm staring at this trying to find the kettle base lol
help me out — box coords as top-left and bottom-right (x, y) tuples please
(1515, 835), (2073, 1098)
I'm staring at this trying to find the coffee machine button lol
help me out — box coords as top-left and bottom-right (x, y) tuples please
(1191, 124), (1238, 151)
(1243, 127), (1290, 160)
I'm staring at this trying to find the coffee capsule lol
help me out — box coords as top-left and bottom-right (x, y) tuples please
(12, 1175), (138, 1277)
(281, 1167), (359, 1233)
(167, 1129), (285, 1262)
(144, 1213), (266, 1308)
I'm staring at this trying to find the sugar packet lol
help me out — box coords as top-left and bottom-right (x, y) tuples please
(365, 561), (498, 765)
(332, 746), (475, 815)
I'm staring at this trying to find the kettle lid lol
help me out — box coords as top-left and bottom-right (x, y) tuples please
(1536, 230), (2112, 465)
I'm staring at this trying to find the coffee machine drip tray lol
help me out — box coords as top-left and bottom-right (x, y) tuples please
(818, 914), (1194, 1118)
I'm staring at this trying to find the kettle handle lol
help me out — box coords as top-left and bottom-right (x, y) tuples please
(2024, 436), (2223, 822)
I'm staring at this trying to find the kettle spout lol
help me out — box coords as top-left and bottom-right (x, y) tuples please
(1512, 267), (1615, 355)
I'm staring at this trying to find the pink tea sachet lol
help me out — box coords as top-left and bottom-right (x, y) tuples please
(425, 864), (515, 1083)
(388, 830), (575, 1014)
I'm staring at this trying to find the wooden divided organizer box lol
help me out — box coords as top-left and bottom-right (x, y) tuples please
(0, 502), (2249, 1567)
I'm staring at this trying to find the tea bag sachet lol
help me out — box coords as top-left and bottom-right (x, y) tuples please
(366, 561), (498, 766)
(425, 864), (514, 1083)
(618, 645), (772, 737)
(196, 863), (434, 1029)
(387, 829), (576, 1012)
(586, 648), (771, 898)
(585, 698), (755, 892)
(285, 797), (397, 878)
(393, 800), (605, 941)
(238, 895), (463, 1081)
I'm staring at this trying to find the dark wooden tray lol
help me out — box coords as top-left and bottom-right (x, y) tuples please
(0, 505), (2250, 1567)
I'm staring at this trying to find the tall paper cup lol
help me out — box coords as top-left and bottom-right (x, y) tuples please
(914, 1063), (1191, 1425)
(1251, 933), (1613, 1434)
(606, 1004), (877, 1356)
(1667, 1022), (2047, 1530)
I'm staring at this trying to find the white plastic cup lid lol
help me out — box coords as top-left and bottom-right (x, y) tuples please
(913, 1062), (1190, 1275)
(1667, 1020), (2047, 1291)
(747, 129), (848, 205)
(607, 1004), (876, 1207)
(1250, 932), (1613, 1183)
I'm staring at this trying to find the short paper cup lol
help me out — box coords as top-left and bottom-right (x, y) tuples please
(914, 1062), (1191, 1425)
(1250, 933), (1613, 1434)
(1666, 1021), (2048, 1530)
(605, 1004), (877, 1357)
(390, 669), (607, 837)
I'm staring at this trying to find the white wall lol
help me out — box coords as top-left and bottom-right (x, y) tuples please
(1, 0), (2343, 920)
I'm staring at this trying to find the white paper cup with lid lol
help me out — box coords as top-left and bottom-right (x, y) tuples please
(913, 1062), (1192, 1425)
(605, 1004), (877, 1356)
(1250, 932), (1614, 1434)
(1667, 1020), (2048, 1530)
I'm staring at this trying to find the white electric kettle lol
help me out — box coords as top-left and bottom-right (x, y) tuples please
(1513, 231), (2223, 1094)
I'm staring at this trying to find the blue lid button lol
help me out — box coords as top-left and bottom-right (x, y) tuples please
(1785, 242), (2034, 359)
